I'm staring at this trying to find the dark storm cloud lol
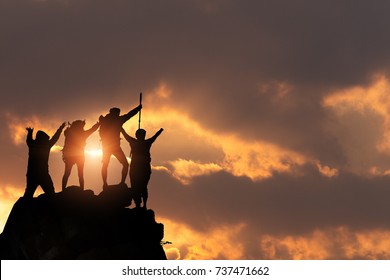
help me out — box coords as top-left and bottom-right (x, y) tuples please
(2, 0), (390, 166)
(2, 0), (389, 97)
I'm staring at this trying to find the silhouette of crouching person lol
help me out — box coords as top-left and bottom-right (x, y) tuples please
(24, 122), (66, 198)
(121, 127), (163, 209)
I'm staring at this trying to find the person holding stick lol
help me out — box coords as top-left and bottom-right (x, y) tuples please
(99, 102), (142, 189)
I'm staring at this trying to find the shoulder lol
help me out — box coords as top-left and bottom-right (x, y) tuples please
(120, 115), (129, 123)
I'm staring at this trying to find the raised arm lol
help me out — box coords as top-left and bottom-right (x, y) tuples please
(121, 128), (136, 143)
(149, 128), (164, 143)
(122, 104), (142, 123)
(49, 122), (66, 146)
(26, 127), (34, 145)
(85, 122), (100, 137)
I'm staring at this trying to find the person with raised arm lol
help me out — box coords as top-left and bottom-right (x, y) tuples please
(24, 122), (66, 198)
(62, 120), (100, 191)
(121, 127), (163, 209)
(99, 105), (142, 189)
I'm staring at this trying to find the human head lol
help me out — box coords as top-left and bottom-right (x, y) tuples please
(71, 120), (85, 129)
(36, 130), (50, 142)
(135, 129), (146, 140)
(109, 107), (120, 116)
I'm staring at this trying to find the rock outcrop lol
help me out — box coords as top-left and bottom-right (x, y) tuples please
(0, 185), (166, 260)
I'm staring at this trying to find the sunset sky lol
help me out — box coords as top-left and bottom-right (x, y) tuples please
(3, 0), (390, 259)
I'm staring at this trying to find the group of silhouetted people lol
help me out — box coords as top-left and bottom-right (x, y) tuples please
(23, 103), (163, 209)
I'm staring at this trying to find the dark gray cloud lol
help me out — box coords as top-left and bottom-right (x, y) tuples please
(2, 0), (390, 165)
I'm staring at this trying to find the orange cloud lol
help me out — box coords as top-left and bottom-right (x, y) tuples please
(0, 185), (24, 232)
(324, 75), (390, 153)
(260, 227), (390, 259)
(6, 113), (64, 146)
(260, 229), (333, 259)
(323, 75), (390, 175)
(323, 75), (390, 117)
(220, 135), (307, 180)
(316, 162), (339, 178)
(127, 88), (309, 182)
(158, 217), (246, 260)
(351, 230), (390, 259)
(168, 159), (223, 184)
(152, 83), (172, 100)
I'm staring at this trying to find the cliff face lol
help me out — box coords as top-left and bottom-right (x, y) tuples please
(0, 186), (166, 260)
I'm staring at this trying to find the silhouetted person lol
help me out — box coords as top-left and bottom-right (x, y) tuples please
(99, 105), (142, 188)
(121, 127), (163, 209)
(62, 120), (100, 191)
(24, 123), (66, 198)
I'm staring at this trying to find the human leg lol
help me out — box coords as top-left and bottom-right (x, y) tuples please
(142, 188), (148, 209)
(141, 173), (150, 209)
(101, 151), (111, 188)
(114, 148), (129, 185)
(76, 158), (85, 190)
(41, 173), (55, 195)
(62, 160), (74, 191)
(130, 169), (141, 208)
(23, 175), (38, 198)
